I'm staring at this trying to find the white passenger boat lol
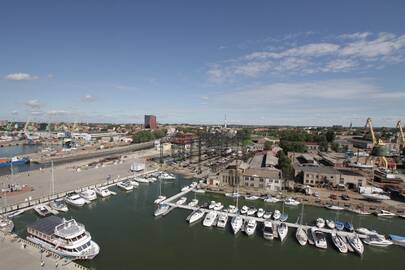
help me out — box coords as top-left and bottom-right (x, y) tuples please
(311, 227), (327, 249)
(331, 231), (348, 253)
(347, 233), (364, 255)
(296, 226), (307, 246)
(176, 197), (187, 205)
(65, 193), (86, 207)
(326, 219), (335, 229)
(245, 195), (259, 201)
(154, 204), (171, 217)
(117, 181), (134, 191)
(278, 222), (288, 241)
(216, 213), (228, 228)
(247, 208), (257, 216)
(49, 199), (69, 212)
(228, 205), (238, 214)
(188, 209), (205, 223)
(154, 195), (167, 204)
(231, 215), (243, 234)
(263, 211), (272, 219)
(244, 219), (257, 236)
(203, 211), (218, 227)
(325, 204), (344, 211)
(375, 209), (396, 217)
(27, 216), (100, 260)
(80, 189), (97, 201)
(363, 235), (393, 247)
(316, 218), (325, 228)
(263, 220), (274, 240)
(240, 205), (249, 214)
(208, 201), (216, 209)
(273, 210), (281, 220)
(213, 202), (224, 211)
(263, 195), (280, 203)
(95, 187), (112, 198)
(0, 216), (14, 233)
(284, 197), (300, 206)
(188, 199), (199, 207)
(256, 208), (265, 218)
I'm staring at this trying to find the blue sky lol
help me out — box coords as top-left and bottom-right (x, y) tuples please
(1, 0), (405, 126)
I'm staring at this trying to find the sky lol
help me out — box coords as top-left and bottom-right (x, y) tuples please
(1, 0), (405, 126)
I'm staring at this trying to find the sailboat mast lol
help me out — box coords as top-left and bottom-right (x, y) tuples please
(51, 160), (55, 195)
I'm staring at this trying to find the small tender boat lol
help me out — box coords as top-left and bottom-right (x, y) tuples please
(176, 197), (187, 205)
(213, 202), (224, 211)
(263, 220), (274, 240)
(273, 210), (281, 220)
(263, 211), (272, 219)
(80, 189), (97, 201)
(245, 195), (260, 201)
(154, 195), (167, 204)
(65, 193), (86, 207)
(347, 233), (364, 255)
(331, 231), (348, 253)
(256, 208), (265, 218)
(247, 208), (257, 216)
(279, 213), (288, 222)
(389, 234), (405, 247)
(375, 209), (396, 217)
(154, 204), (171, 217)
(203, 211), (218, 227)
(284, 197), (300, 206)
(311, 227), (327, 249)
(344, 222), (354, 232)
(326, 219), (335, 229)
(296, 226), (307, 246)
(49, 199), (68, 212)
(208, 201), (216, 209)
(244, 219), (257, 236)
(335, 221), (344, 231)
(363, 234), (393, 247)
(316, 218), (325, 228)
(263, 195), (280, 203)
(240, 205), (249, 215)
(188, 199), (199, 207)
(117, 181), (134, 191)
(278, 222), (288, 241)
(325, 204), (344, 211)
(231, 215), (243, 234)
(187, 209), (205, 223)
(95, 187), (112, 198)
(216, 213), (228, 228)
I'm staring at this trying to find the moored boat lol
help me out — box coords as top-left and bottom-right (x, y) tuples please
(347, 233), (364, 255)
(263, 220), (274, 240)
(363, 234), (393, 247)
(231, 215), (243, 234)
(187, 209), (205, 223)
(203, 211), (218, 227)
(49, 199), (68, 212)
(65, 193), (86, 207)
(311, 227), (327, 249)
(278, 222), (288, 241)
(244, 219), (257, 236)
(296, 226), (307, 246)
(331, 231), (348, 253)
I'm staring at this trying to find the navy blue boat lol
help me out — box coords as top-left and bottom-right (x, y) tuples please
(344, 222), (354, 232)
(0, 157), (30, 168)
(335, 221), (344, 231)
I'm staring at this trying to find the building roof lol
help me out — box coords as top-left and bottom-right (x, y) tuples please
(298, 166), (338, 175)
(28, 215), (64, 235)
(243, 167), (281, 178)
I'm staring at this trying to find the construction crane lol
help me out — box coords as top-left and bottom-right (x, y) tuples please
(397, 121), (405, 154)
(365, 118), (388, 168)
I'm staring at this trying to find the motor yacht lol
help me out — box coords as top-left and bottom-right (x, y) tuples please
(331, 231), (348, 253)
(263, 195), (280, 203)
(225, 192), (240, 198)
(375, 209), (396, 217)
(326, 219), (335, 229)
(129, 180), (140, 188)
(203, 211), (218, 227)
(188, 199), (199, 207)
(208, 201), (216, 209)
(325, 204), (344, 211)
(279, 213), (288, 222)
(347, 233), (364, 255)
(228, 205), (238, 214)
(0, 216), (14, 233)
(181, 186), (190, 192)
(193, 189), (206, 194)
(245, 195), (259, 201)
(363, 235), (393, 247)
(65, 193), (86, 207)
(335, 221), (344, 231)
(231, 215), (243, 234)
(27, 216), (99, 260)
(273, 210), (281, 220)
(256, 208), (265, 218)
(213, 202), (224, 211)
(263, 211), (272, 219)
(311, 227), (327, 249)
(154, 204), (171, 217)
(362, 192), (390, 201)
(316, 218), (325, 228)
(296, 226), (307, 246)
(356, 227), (380, 236)
(247, 208), (257, 216)
(240, 205), (249, 215)
(389, 234), (405, 247)
(154, 195), (167, 204)
(244, 219), (257, 236)
(159, 173), (176, 180)
(349, 208), (371, 215)
(80, 189), (97, 201)
(49, 199), (68, 212)
(187, 209), (205, 223)
(284, 197), (300, 206)
(94, 187), (112, 198)
(135, 177), (150, 184)
(278, 222), (288, 241)
(263, 220), (274, 240)
(117, 181), (134, 191)
(344, 222), (354, 232)
(216, 213), (228, 228)
(34, 204), (55, 217)
(176, 197), (187, 205)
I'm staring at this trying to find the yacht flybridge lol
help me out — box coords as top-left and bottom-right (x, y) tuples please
(27, 216), (99, 260)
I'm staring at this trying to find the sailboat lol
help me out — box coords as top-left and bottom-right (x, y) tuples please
(231, 159), (243, 234)
(296, 204), (307, 246)
(48, 161), (68, 212)
(154, 177), (166, 204)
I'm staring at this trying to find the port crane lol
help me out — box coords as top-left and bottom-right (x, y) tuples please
(397, 121), (405, 154)
(365, 118), (388, 168)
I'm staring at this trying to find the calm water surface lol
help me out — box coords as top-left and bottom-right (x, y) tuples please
(12, 175), (405, 270)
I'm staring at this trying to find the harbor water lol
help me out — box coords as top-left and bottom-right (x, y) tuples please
(11, 175), (405, 270)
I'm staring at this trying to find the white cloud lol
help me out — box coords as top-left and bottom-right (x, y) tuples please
(208, 32), (405, 82)
(81, 94), (96, 102)
(4, 73), (39, 81)
(24, 99), (42, 109)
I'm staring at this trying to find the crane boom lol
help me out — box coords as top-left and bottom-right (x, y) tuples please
(397, 121), (405, 147)
(365, 118), (377, 145)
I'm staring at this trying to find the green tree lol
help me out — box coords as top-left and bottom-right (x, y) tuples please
(277, 151), (293, 179)
(325, 130), (336, 143)
(264, 141), (273, 150)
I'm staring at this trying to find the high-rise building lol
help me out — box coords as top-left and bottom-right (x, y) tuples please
(144, 115), (157, 129)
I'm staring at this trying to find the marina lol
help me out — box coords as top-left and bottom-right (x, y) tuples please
(6, 174), (405, 270)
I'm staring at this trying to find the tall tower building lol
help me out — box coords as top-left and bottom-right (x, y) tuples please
(144, 115), (157, 129)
